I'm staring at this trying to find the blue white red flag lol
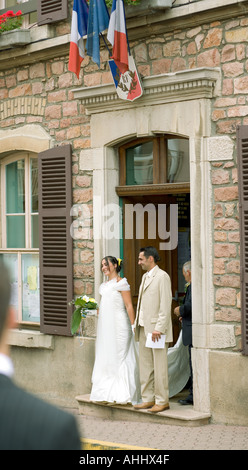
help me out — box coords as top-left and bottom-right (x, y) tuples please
(86, 0), (109, 67)
(68, 0), (89, 78)
(109, 55), (143, 101)
(107, 0), (129, 74)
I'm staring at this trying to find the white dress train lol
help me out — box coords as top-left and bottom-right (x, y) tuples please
(168, 330), (190, 398)
(90, 277), (141, 405)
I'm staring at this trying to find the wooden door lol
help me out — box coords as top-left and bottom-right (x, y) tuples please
(122, 194), (179, 345)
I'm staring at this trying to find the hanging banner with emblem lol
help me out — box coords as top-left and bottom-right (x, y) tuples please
(109, 54), (143, 101)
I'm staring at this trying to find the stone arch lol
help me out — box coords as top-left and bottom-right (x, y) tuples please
(0, 124), (51, 155)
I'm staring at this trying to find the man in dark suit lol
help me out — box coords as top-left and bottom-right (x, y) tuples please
(0, 260), (82, 450)
(174, 261), (193, 405)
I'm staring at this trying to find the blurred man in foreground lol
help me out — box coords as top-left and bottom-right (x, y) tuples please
(0, 260), (82, 450)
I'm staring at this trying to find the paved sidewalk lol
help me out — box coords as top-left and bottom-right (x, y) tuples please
(72, 410), (248, 451)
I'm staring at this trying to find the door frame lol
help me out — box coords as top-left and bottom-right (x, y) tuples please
(79, 68), (222, 415)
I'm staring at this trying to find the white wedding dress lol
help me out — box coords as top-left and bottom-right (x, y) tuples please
(90, 277), (141, 405)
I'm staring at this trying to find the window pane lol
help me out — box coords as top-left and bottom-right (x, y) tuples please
(0, 253), (19, 319)
(6, 160), (25, 214)
(167, 139), (189, 183)
(6, 0), (17, 6)
(126, 142), (153, 185)
(31, 158), (39, 248)
(29, 11), (38, 24)
(22, 253), (40, 322)
(7, 215), (25, 248)
(31, 214), (39, 248)
(31, 158), (38, 213)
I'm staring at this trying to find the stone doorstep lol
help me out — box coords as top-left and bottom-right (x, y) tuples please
(76, 394), (211, 427)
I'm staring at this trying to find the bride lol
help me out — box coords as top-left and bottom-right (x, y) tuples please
(90, 256), (141, 405)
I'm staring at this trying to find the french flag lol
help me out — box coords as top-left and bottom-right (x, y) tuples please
(107, 0), (129, 74)
(68, 0), (89, 78)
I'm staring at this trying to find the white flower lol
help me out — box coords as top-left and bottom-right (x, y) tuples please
(82, 295), (90, 302)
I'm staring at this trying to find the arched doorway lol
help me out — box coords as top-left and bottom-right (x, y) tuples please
(116, 134), (191, 345)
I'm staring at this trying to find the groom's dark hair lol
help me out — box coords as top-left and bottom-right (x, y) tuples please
(140, 246), (160, 263)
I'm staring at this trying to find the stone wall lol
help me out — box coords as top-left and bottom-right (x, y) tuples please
(213, 162), (241, 350)
(0, 54), (95, 297)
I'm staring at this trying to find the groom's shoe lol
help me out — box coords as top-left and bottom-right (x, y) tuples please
(133, 402), (155, 410)
(148, 403), (170, 413)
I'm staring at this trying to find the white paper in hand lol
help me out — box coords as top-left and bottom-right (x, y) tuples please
(145, 333), (166, 349)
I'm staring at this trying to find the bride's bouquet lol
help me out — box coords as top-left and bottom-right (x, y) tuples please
(70, 295), (98, 335)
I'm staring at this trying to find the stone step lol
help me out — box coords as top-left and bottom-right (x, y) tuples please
(76, 394), (210, 427)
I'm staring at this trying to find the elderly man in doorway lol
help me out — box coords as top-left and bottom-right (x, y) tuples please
(134, 246), (172, 413)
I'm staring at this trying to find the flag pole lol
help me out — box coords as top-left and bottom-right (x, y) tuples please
(122, 0), (131, 55)
(100, 31), (112, 56)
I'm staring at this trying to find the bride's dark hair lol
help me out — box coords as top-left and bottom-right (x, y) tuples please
(101, 256), (123, 273)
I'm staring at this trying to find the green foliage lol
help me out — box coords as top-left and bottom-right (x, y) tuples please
(71, 307), (83, 335)
(70, 295), (98, 335)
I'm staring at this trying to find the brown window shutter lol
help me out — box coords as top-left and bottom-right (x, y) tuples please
(38, 144), (73, 336)
(237, 125), (248, 355)
(37, 0), (68, 25)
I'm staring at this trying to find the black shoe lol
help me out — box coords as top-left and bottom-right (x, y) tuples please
(178, 397), (193, 405)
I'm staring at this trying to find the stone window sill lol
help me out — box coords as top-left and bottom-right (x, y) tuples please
(0, 24), (55, 52)
(8, 329), (54, 350)
(125, 0), (172, 18)
(0, 29), (31, 50)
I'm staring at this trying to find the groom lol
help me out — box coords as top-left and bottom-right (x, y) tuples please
(134, 246), (172, 413)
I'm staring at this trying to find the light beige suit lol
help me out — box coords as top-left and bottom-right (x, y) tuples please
(135, 265), (172, 405)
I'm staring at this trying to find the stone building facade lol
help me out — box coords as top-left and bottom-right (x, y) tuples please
(0, 0), (248, 425)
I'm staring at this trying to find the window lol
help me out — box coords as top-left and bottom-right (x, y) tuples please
(119, 135), (190, 187)
(0, 0), (68, 28)
(0, 145), (73, 336)
(0, 153), (39, 324)
(126, 141), (153, 185)
(167, 138), (189, 183)
(0, 0), (37, 27)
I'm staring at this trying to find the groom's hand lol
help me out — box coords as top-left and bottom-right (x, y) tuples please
(152, 330), (161, 342)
